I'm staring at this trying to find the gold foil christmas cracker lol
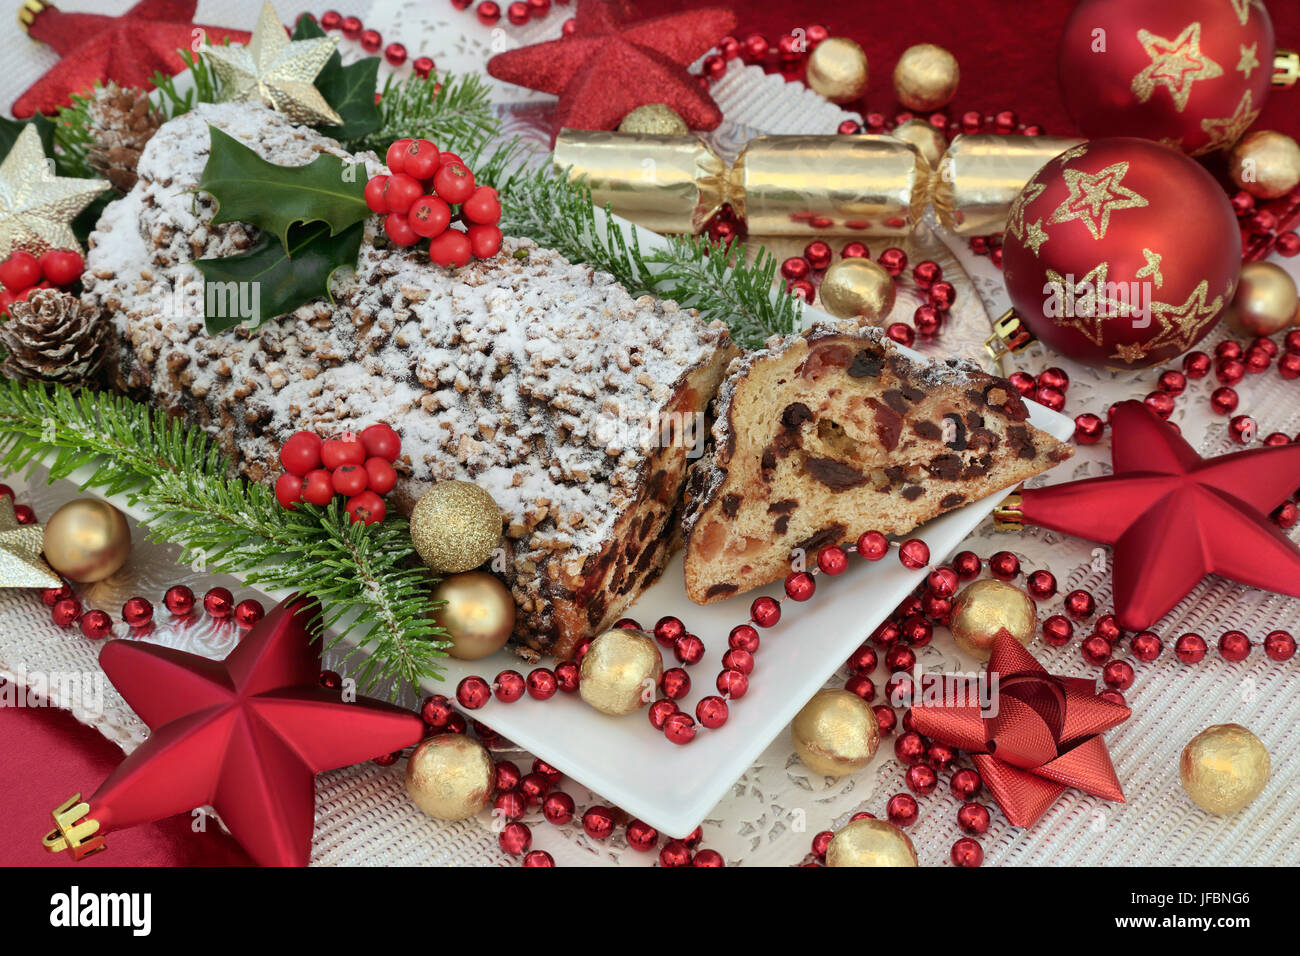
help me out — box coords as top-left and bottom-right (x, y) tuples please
(553, 130), (1083, 237)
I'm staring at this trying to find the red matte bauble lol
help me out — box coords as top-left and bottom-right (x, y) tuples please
(55, 596), (423, 866)
(1058, 0), (1276, 155)
(13, 0), (249, 117)
(485, 0), (735, 140)
(1019, 401), (1300, 630)
(1002, 138), (1239, 369)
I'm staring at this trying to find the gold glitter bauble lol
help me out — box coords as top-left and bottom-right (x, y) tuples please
(405, 734), (495, 821)
(432, 570), (515, 660)
(1227, 261), (1298, 337)
(1180, 724), (1270, 815)
(578, 628), (663, 716)
(1228, 130), (1300, 200)
(893, 44), (960, 112)
(205, 2), (343, 127)
(410, 481), (502, 574)
(818, 258), (896, 322)
(892, 118), (947, 167)
(825, 817), (918, 867)
(42, 499), (131, 583)
(948, 578), (1036, 661)
(806, 38), (869, 104)
(0, 496), (61, 589)
(791, 689), (880, 777)
(618, 103), (690, 135)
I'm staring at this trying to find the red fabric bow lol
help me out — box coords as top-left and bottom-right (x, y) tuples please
(911, 635), (1130, 827)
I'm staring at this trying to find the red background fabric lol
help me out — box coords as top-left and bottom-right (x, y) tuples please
(3, 0), (1297, 868)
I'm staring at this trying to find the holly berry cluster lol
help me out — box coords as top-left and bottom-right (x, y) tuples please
(365, 138), (503, 267)
(0, 248), (84, 314)
(274, 424), (402, 526)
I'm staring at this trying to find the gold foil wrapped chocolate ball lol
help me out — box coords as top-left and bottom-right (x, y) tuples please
(405, 734), (495, 821)
(432, 570), (515, 660)
(806, 37), (869, 104)
(410, 481), (502, 574)
(825, 817), (918, 867)
(1227, 261), (1298, 337)
(579, 628), (663, 716)
(1228, 130), (1300, 200)
(948, 578), (1036, 661)
(791, 689), (880, 777)
(893, 43), (960, 112)
(892, 118), (947, 167)
(818, 258), (896, 323)
(1179, 724), (1271, 815)
(42, 498), (131, 583)
(618, 103), (689, 135)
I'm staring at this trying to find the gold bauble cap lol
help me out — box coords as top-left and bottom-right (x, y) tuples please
(806, 38), (869, 104)
(825, 817), (918, 866)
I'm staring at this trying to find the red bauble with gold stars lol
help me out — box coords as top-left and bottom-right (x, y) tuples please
(1058, 0), (1278, 155)
(1002, 137), (1239, 369)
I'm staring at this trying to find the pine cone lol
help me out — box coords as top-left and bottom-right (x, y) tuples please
(85, 82), (164, 194)
(0, 289), (108, 387)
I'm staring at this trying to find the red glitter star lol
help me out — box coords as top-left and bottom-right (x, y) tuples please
(13, 0), (250, 117)
(1017, 400), (1300, 630)
(487, 0), (736, 140)
(46, 596), (423, 867)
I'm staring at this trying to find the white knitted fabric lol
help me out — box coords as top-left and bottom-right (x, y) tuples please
(2, 0), (1298, 867)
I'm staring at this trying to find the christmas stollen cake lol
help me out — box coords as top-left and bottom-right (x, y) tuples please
(82, 102), (738, 659)
(682, 325), (1072, 604)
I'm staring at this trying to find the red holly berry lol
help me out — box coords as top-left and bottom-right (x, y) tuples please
(468, 224), (503, 259)
(404, 139), (441, 181)
(321, 435), (366, 469)
(365, 175), (389, 213)
(382, 172), (423, 213)
(279, 430), (322, 476)
(428, 229), (472, 267)
(275, 472), (303, 509)
(0, 250), (41, 291)
(360, 423), (401, 462)
(363, 457), (397, 495)
(38, 249), (83, 287)
(384, 212), (419, 246)
(385, 139), (413, 173)
(462, 186), (502, 225)
(408, 195), (451, 238)
(434, 163), (476, 204)
(332, 463), (368, 496)
(438, 151), (465, 168)
(345, 491), (386, 525)
(301, 469), (335, 506)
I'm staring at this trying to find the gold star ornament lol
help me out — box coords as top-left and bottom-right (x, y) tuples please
(205, 2), (342, 127)
(1048, 161), (1149, 241)
(0, 496), (61, 590)
(1130, 23), (1223, 113)
(0, 126), (107, 259)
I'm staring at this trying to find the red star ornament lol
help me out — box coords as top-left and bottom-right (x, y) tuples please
(42, 595), (424, 867)
(486, 0), (736, 140)
(911, 634), (1130, 828)
(13, 0), (250, 118)
(1013, 400), (1300, 631)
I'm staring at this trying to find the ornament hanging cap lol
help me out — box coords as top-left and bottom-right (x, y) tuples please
(42, 793), (106, 860)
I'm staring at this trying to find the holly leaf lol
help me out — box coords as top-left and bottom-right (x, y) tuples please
(293, 15), (382, 141)
(197, 126), (370, 252)
(193, 219), (364, 334)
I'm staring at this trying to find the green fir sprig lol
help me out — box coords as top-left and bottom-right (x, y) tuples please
(350, 71), (499, 158)
(0, 380), (449, 693)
